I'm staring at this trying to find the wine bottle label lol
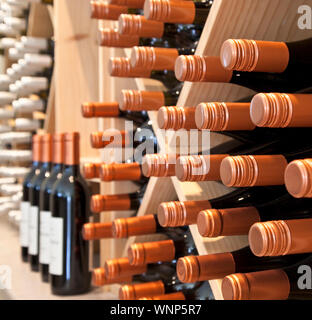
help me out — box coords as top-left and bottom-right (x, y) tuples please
(19, 201), (29, 247)
(28, 206), (39, 255)
(39, 210), (51, 264)
(50, 217), (63, 276)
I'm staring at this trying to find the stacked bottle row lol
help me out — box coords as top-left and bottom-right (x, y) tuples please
(20, 133), (91, 295)
(0, 1), (54, 230)
(83, 0), (312, 300)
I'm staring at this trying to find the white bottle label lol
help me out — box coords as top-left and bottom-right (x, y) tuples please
(50, 217), (63, 276)
(28, 205), (38, 255)
(39, 210), (51, 264)
(19, 201), (29, 247)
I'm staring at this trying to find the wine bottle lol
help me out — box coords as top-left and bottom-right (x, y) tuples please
(118, 86), (181, 111)
(109, 57), (179, 90)
(196, 193), (312, 237)
(250, 93), (312, 128)
(98, 162), (148, 185)
(91, 184), (147, 213)
(285, 159), (312, 198)
(13, 97), (46, 113)
(249, 218), (312, 257)
(92, 267), (132, 286)
(39, 133), (64, 282)
(20, 134), (42, 262)
(81, 101), (148, 125)
(144, 0), (214, 26)
(220, 37), (312, 78)
(130, 45), (197, 71)
(157, 186), (288, 227)
(28, 134), (52, 271)
(104, 257), (176, 284)
(118, 14), (202, 46)
(111, 214), (163, 238)
(119, 278), (211, 300)
(82, 162), (102, 180)
(177, 247), (308, 283)
(141, 154), (178, 177)
(174, 55), (312, 92)
(127, 228), (198, 265)
(20, 36), (54, 54)
(222, 255), (312, 300)
(20, 76), (50, 95)
(98, 28), (181, 48)
(220, 142), (312, 187)
(90, 1), (142, 20)
(82, 221), (113, 240)
(50, 132), (91, 295)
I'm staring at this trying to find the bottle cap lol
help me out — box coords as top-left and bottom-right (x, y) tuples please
(195, 102), (254, 130)
(220, 39), (289, 73)
(118, 14), (164, 38)
(52, 133), (65, 164)
(98, 28), (139, 47)
(81, 102), (120, 118)
(82, 163), (102, 179)
(285, 159), (312, 198)
(157, 200), (211, 227)
(139, 292), (185, 300)
(128, 240), (175, 265)
(92, 267), (132, 286)
(109, 0), (145, 8)
(144, 0), (196, 24)
(42, 133), (52, 163)
(141, 154), (178, 177)
(90, 1), (128, 20)
(175, 56), (232, 82)
(250, 93), (312, 128)
(176, 155), (228, 181)
(157, 106), (197, 130)
(249, 218), (312, 257)
(104, 257), (147, 279)
(108, 57), (151, 78)
(196, 207), (260, 237)
(119, 281), (165, 300)
(222, 270), (290, 300)
(248, 220), (293, 257)
(82, 222), (114, 240)
(112, 214), (157, 238)
(32, 134), (43, 162)
(177, 254), (235, 283)
(91, 194), (131, 212)
(220, 155), (287, 187)
(100, 162), (142, 181)
(90, 130), (129, 148)
(119, 90), (165, 111)
(64, 132), (80, 165)
(131, 46), (179, 70)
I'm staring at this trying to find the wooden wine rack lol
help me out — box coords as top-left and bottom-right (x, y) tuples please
(50, 0), (312, 299)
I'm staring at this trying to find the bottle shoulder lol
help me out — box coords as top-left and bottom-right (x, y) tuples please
(40, 170), (62, 195)
(51, 172), (89, 198)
